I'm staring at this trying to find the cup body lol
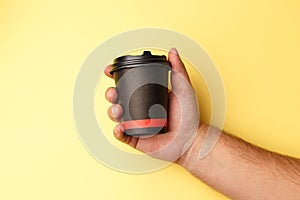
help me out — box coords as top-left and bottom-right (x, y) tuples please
(110, 52), (170, 136)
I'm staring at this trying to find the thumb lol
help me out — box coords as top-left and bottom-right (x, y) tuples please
(168, 48), (191, 82)
(168, 48), (191, 90)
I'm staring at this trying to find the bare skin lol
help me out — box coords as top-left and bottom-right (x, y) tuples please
(104, 48), (300, 200)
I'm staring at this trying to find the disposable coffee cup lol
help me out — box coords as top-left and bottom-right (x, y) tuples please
(110, 51), (171, 136)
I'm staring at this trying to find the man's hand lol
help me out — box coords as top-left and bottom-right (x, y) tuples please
(104, 48), (300, 200)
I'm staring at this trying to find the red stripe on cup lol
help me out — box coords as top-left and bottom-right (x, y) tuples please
(122, 119), (167, 130)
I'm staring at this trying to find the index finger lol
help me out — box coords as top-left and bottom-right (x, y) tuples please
(104, 65), (114, 79)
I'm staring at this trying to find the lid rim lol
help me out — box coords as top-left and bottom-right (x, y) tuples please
(110, 62), (171, 74)
(110, 51), (170, 75)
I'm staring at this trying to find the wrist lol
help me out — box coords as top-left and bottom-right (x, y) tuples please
(177, 123), (208, 169)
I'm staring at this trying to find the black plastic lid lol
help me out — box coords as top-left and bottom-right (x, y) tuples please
(110, 51), (170, 74)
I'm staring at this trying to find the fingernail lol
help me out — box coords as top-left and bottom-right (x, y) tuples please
(114, 126), (121, 138)
(111, 105), (118, 117)
(114, 125), (123, 139)
(170, 48), (178, 55)
(107, 89), (112, 101)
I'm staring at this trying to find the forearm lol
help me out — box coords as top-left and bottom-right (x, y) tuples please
(178, 124), (300, 200)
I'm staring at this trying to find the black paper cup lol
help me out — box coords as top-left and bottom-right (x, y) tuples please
(110, 51), (171, 136)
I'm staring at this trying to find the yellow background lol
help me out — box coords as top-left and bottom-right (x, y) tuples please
(1, 0), (299, 199)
